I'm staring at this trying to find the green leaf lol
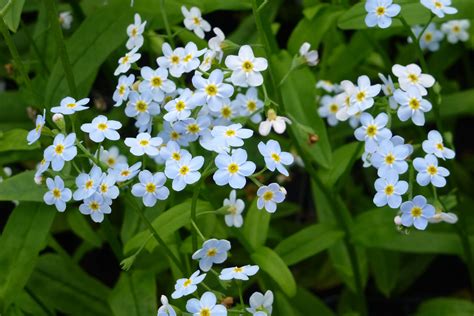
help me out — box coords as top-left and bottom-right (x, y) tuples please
(0, 171), (46, 202)
(319, 142), (362, 187)
(274, 223), (344, 266)
(415, 298), (474, 316)
(0, 92), (31, 131)
(109, 271), (157, 316)
(0, 203), (56, 312)
(291, 287), (336, 316)
(0, 0), (25, 32)
(368, 249), (400, 297)
(242, 199), (271, 250)
(0, 129), (39, 152)
(352, 208), (465, 255)
(67, 210), (103, 247)
(124, 198), (214, 254)
(27, 254), (112, 315)
(44, 3), (133, 106)
(439, 89), (474, 118)
(271, 51), (332, 168)
(251, 247), (297, 297)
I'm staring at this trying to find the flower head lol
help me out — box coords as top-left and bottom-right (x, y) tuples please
(410, 23), (444, 52)
(139, 67), (176, 102)
(247, 290), (273, 316)
(114, 46), (141, 76)
(400, 195), (436, 230)
(132, 170), (169, 207)
(185, 292), (227, 316)
(165, 153), (204, 191)
(157, 295), (176, 316)
(223, 190), (245, 228)
(371, 139), (410, 177)
(81, 115), (122, 143)
(192, 69), (234, 111)
(192, 239), (231, 271)
(125, 133), (162, 156)
(258, 140), (294, 176)
(420, 0), (457, 18)
(394, 87), (432, 126)
(59, 11), (73, 29)
(413, 154), (450, 187)
(110, 162), (142, 182)
(318, 95), (340, 126)
(125, 91), (160, 125)
(126, 13), (146, 50)
(181, 6), (211, 39)
(27, 109), (46, 145)
(258, 109), (291, 136)
(79, 193), (112, 223)
(392, 63), (435, 96)
(211, 123), (253, 148)
(373, 170), (408, 209)
(422, 130), (455, 160)
(171, 270), (206, 299)
(354, 113), (392, 153)
(225, 45), (268, 87)
(219, 264), (259, 281)
(44, 176), (72, 212)
(113, 74), (135, 107)
(257, 183), (286, 213)
(299, 42), (319, 66)
(51, 97), (90, 115)
(365, 0), (401, 29)
(44, 133), (77, 171)
(213, 148), (256, 189)
(73, 165), (104, 201)
(441, 20), (470, 44)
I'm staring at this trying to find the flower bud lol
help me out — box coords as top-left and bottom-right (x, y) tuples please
(52, 113), (66, 131)
(34, 175), (44, 185)
(394, 215), (402, 225)
(308, 133), (319, 145)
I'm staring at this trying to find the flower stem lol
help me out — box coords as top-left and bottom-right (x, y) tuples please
(237, 281), (244, 309)
(159, 0), (175, 48)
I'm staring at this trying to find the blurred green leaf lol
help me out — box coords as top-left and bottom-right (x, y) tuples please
(319, 142), (362, 187)
(251, 246), (297, 297)
(415, 298), (474, 316)
(439, 89), (474, 117)
(291, 287), (336, 316)
(368, 249), (400, 297)
(0, 171), (46, 202)
(275, 223), (345, 266)
(67, 209), (103, 247)
(109, 270), (157, 316)
(0, 129), (39, 152)
(0, 203), (55, 312)
(242, 199), (271, 250)
(0, 0), (25, 32)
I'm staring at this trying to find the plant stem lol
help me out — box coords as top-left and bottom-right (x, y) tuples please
(159, 0), (174, 47)
(44, 0), (78, 97)
(131, 200), (184, 274)
(237, 281), (244, 309)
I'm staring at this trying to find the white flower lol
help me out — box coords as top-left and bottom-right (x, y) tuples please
(213, 148), (256, 189)
(181, 42), (206, 73)
(164, 88), (199, 122)
(157, 295), (176, 316)
(97, 174), (119, 201)
(235, 87), (264, 123)
(247, 290), (273, 316)
(299, 42), (319, 66)
(125, 91), (160, 126)
(59, 11), (73, 30)
(223, 190), (245, 228)
(208, 27), (225, 61)
(422, 130), (455, 160)
(27, 109), (46, 145)
(318, 95), (340, 126)
(393, 87), (432, 126)
(420, 0), (457, 18)
(99, 146), (127, 168)
(81, 115), (122, 143)
(192, 239), (231, 271)
(392, 63), (435, 96)
(378, 73), (398, 109)
(165, 153), (204, 191)
(349, 75), (381, 115)
(51, 96), (90, 115)
(185, 292), (227, 316)
(428, 211), (458, 224)
(110, 162), (141, 182)
(157, 43), (185, 78)
(257, 183), (286, 213)
(373, 170), (408, 209)
(413, 154), (450, 187)
(258, 140), (294, 176)
(441, 20), (470, 44)
(365, 0), (401, 29)
(139, 67), (176, 102)
(354, 113), (392, 153)
(181, 6), (211, 39)
(114, 47), (141, 76)
(258, 109), (291, 136)
(409, 23), (444, 52)
(171, 270), (206, 299)
(73, 165), (103, 201)
(131, 170), (170, 207)
(211, 123), (253, 148)
(43, 133), (77, 171)
(219, 265), (259, 281)
(316, 80), (339, 93)
(334, 80), (356, 121)
(113, 74), (135, 107)
(43, 176), (72, 212)
(192, 69), (234, 111)
(199, 50), (218, 72)
(126, 13), (146, 50)
(225, 45), (268, 87)
(124, 132), (162, 156)
(79, 193), (111, 223)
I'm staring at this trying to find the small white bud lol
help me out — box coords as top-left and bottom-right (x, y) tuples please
(52, 113), (64, 123)
(34, 175), (43, 185)
(394, 215), (402, 225)
(3, 167), (12, 177)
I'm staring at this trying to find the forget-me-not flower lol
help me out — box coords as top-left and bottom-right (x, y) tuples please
(413, 154), (450, 187)
(132, 170), (169, 207)
(258, 140), (294, 176)
(213, 148), (256, 189)
(257, 183), (286, 213)
(400, 195), (436, 230)
(192, 239), (231, 271)
(44, 133), (77, 171)
(43, 176), (72, 212)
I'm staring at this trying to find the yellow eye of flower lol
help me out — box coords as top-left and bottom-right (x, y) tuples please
(121, 170), (130, 177)
(183, 279), (192, 287)
(179, 165), (190, 175)
(55, 144), (64, 154)
(411, 206), (422, 218)
(366, 125), (377, 137)
(131, 27), (138, 37)
(97, 123), (108, 131)
(100, 184), (108, 193)
(228, 205), (237, 214)
(175, 101), (186, 111)
(233, 267), (243, 273)
(52, 188), (61, 198)
(85, 180), (94, 189)
(385, 154), (395, 165)
(271, 153), (281, 162)
(206, 248), (217, 257)
(376, 6), (386, 15)
(151, 77), (162, 87)
(200, 308), (210, 316)
(408, 73), (419, 83)
(384, 185), (394, 196)
(118, 85), (126, 95)
(409, 98), (420, 110)
(107, 158), (116, 166)
(139, 139), (149, 146)
(247, 101), (257, 111)
(221, 106), (232, 118)
(427, 165), (438, 175)
(193, 17), (200, 25)
(172, 152), (181, 160)
(90, 202), (100, 211)
(135, 100), (148, 112)
(356, 91), (366, 102)
(228, 163), (239, 174)
(183, 54), (192, 62)
(121, 56), (130, 64)
(171, 55), (180, 64)
(329, 104), (339, 113)
(205, 84), (218, 96)
(146, 183), (156, 193)
(424, 33), (433, 42)
(242, 61), (254, 72)
(187, 124), (200, 134)
(171, 131), (180, 140)
(436, 143), (444, 150)
(434, 1), (443, 8)
(225, 129), (236, 137)
(263, 191), (274, 201)
(453, 25), (460, 33)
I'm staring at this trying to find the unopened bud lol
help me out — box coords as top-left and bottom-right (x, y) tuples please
(53, 113), (66, 131)
(394, 215), (402, 226)
(266, 109), (277, 121)
(34, 175), (44, 185)
(308, 133), (319, 145)
(4, 63), (14, 77)
(132, 80), (141, 91)
(94, 96), (107, 111)
(220, 297), (234, 308)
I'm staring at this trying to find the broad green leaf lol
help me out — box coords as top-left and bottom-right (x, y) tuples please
(0, 129), (39, 152)
(274, 291), (299, 316)
(415, 298), (474, 316)
(67, 210), (103, 247)
(0, 0), (25, 32)
(439, 89), (474, 118)
(352, 208), (465, 255)
(27, 254), (112, 315)
(274, 223), (345, 266)
(291, 287), (336, 316)
(124, 198), (214, 254)
(368, 249), (399, 297)
(44, 3), (134, 106)
(109, 271), (157, 316)
(0, 203), (56, 312)
(319, 142), (362, 187)
(271, 51), (332, 168)
(0, 171), (46, 202)
(11, 290), (51, 316)
(242, 199), (271, 250)
(251, 247), (297, 297)
(0, 92), (31, 131)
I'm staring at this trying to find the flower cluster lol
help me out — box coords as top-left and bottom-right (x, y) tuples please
(409, 20), (470, 52)
(317, 63), (456, 230)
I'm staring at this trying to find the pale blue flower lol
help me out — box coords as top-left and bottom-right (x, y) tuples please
(223, 190), (245, 228)
(98, 174), (119, 200)
(394, 87), (432, 126)
(257, 183), (286, 213)
(392, 63), (435, 96)
(43, 176), (72, 212)
(441, 20), (470, 44)
(81, 115), (122, 143)
(413, 154), (449, 187)
(225, 45), (268, 87)
(365, 0), (401, 29)
(409, 23), (444, 52)
(422, 130), (455, 160)
(126, 14), (146, 50)
(235, 87), (264, 123)
(211, 123), (253, 148)
(99, 146), (127, 168)
(372, 139), (410, 177)
(186, 292), (227, 316)
(400, 195), (436, 230)
(43, 133), (77, 171)
(79, 193), (112, 223)
(378, 73), (398, 109)
(258, 140), (294, 176)
(192, 239), (231, 271)
(51, 97), (90, 115)
(318, 95), (340, 126)
(192, 69), (234, 111)
(159, 122), (185, 146)
(124, 132), (162, 156)
(181, 42), (206, 72)
(165, 153), (204, 191)
(219, 265), (259, 281)
(73, 165), (104, 201)
(210, 99), (239, 123)
(131, 170), (169, 207)
(113, 74), (135, 107)
(213, 149), (256, 189)
(110, 161), (141, 182)
(157, 43), (185, 78)
(171, 270), (206, 299)
(348, 75), (381, 115)
(160, 141), (187, 162)
(373, 170), (408, 209)
(35, 158), (50, 178)
(181, 6), (211, 39)
(27, 109), (46, 145)
(125, 91), (160, 126)
(247, 290), (273, 316)
(139, 66), (176, 102)
(164, 88), (199, 122)
(114, 46), (141, 76)
(175, 117), (210, 143)
(354, 113), (392, 153)
(420, 0), (457, 18)
(157, 295), (176, 316)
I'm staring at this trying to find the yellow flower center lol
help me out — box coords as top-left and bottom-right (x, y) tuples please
(385, 153), (395, 165)
(247, 101), (257, 112)
(424, 33), (433, 42)
(408, 73), (419, 83)
(100, 184), (108, 193)
(233, 266), (243, 273)
(171, 55), (180, 64)
(228, 205), (237, 214)
(139, 139), (149, 146)
(271, 153), (281, 162)
(200, 308), (210, 316)
(221, 106), (232, 118)
(434, 1), (442, 8)
(171, 131), (180, 140)
(206, 248), (217, 257)
(97, 123), (108, 131)
(52, 188), (61, 198)
(85, 180), (94, 189)
(267, 109), (277, 121)
(228, 163), (239, 174)
(172, 152), (181, 161)
(183, 279), (192, 287)
(131, 27), (138, 37)
(436, 143), (444, 150)
(384, 185), (394, 196)
(427, 165), (438, 175)
(205, 84), (218, 96)
(187, 124), (200, 134)
(55, 144), (64, 154)
(242, 61), (254, 72)
(263, 191), (274, 201)
(107, 158), (116, 166)
(366, 125), (377, 137)
(118, 85), (126, 95)
(409, 98), (420, 110)
(175, 101), (186, 111)
(193, 17), (200, 25)
(151, 76), (162, 87)
(356, 91), (366, 102)
(179, 165), (190, 175)
(146, 183), (156, 193)
(121, 55), (130, 64)
(66, 103), (76, 108)
(411, 206), (422, 218)
(376, 6), (386, 15)
(121, 170), (130, 177)
(453, 25), (460, 33)
(329, 104), (339, 113)
(135, 100), (148, 112)
(36, 124), (42, 132)
(183, 54), (192, 62)
(225, 129), (236, 137)
(90, 202), (100, 211)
